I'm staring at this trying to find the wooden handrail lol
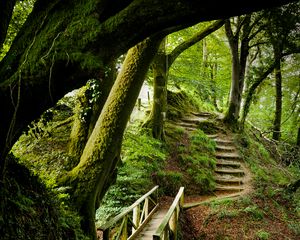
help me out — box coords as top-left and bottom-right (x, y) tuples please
(99, 185), (159, 239)
(153, 187), (184, 240)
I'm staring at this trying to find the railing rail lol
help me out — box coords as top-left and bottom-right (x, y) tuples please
(99, 185), (159, 240)
(153, 187), (184, 240)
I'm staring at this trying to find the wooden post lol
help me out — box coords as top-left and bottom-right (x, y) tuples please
(144, 197), (149, 218)
(120, 216), (128, 240)
(169, 210), (177, 240)
(132, 204), (140, 233)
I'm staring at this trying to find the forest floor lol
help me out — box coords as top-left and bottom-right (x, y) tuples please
(166, 112), (300, 240)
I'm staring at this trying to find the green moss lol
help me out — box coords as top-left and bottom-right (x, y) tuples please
(0, 155), (87, 240)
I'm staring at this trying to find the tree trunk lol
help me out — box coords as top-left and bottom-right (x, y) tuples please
(224, 16), (251, 128)
(224, 20), (240, 127)
(68, 61), (117, 158)
(144, 39), (168, 140)
(68, 86), (90, 160)
(60, 36), (162, 239)
(272, 58), (282, 141)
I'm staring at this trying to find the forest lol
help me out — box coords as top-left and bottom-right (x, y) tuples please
(0, 0), (299, 239)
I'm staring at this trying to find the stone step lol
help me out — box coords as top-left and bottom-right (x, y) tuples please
(216, 145), (236, 152)
(180, 118), (201, 125)
(215, 168), (245, 176)
(216, 160), (241, 168)
(215, 176), (244, 185)
(207, 134), (218, 139)
(215, 139), (234, 146)
(215, 185), (244, 192)
(191, 112), (212, 117)
(216, 152), (241, 160)
(177, 122), (198, 129)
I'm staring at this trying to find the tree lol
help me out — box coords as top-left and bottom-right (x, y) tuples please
(60, 36), (163, 238)
(144, 20), (225, 140)
(223, 13), (265, 127)
(240, 2), (300, 135)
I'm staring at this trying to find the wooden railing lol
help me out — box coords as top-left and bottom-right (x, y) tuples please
(153, 187), (184, 240)
(99, 185), (159, 240)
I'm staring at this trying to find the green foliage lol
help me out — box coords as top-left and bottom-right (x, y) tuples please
(236, 132), (296, 189)
(167, 22), (231, 110)
(165, 127), (216, 194)
(153, 171), (183, 196)
(96, 126), (166, 225)
(256, 230), (270, 240)
(217, 209), (239, 220)
(243, 205), (264, 220)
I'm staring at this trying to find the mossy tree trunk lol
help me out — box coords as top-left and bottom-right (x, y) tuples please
(68, 61), (117, 159)
(223, 16), (251, 128)
(272, 50), (283, 141)
(60, 36), (163, 239)
(68, 86), (90, 159)
(145, 39), (168, 140)
(144, 20), (225, 139)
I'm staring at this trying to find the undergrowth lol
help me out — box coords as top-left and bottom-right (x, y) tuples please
(0, 155), (87, 240)
(233, 127), (300, 237)
(95, 124), (166, 227)
(158, 123), (217, 196)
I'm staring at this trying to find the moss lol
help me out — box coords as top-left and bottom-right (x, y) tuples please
(0, 155), (87, 240)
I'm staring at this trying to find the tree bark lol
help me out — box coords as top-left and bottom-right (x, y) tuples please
(272, 56), (282, 141)
(68, 61), (117, 158)
(144, 39), (168, 140)
(224, 19), (241, 127)
(59, 36), (163, 239)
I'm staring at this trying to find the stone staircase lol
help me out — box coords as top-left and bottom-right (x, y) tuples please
(178, 112), (251, 196)
(208, 134), (249, 194)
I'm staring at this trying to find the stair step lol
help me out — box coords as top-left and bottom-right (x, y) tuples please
(215, 139), (234, 146)
(216, 145), (236, 152)
(216, 153), (241, 160)
(178, 122), (198, 129)
(215, 168), (244, 175)
(207, 134), (218, 139)
(180, 118), (201, 124)
(191, 112), (212, 117)
(215, 185), (244, 191)
(216, 160), (241, 168)
(215, 176), (244, 185)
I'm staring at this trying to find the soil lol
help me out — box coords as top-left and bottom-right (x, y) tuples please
(182, 194), (299, 240)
